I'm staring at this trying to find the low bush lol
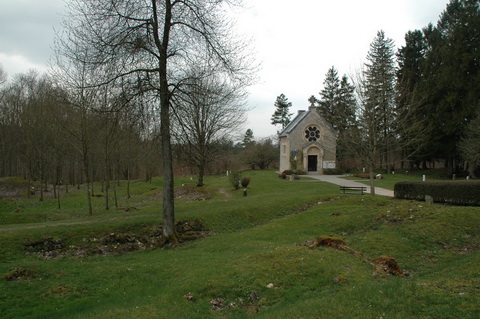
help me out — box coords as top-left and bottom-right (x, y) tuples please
(353, 172), (370, 179)
(240, 177), (251, 188)
(279, 170), (293, 179)
(394, 180), (480, 206)
(229, 171), (242, 190)
(323, 168), (345, 175)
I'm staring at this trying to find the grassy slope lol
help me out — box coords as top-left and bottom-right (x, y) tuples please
(0, 171), (479, 318)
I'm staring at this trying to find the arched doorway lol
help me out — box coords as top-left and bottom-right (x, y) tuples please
(305, 146), (323, 173)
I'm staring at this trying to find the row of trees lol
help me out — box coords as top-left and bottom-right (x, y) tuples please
(0, 0), (262, 242)
(396, 0), (479, 176)
(49, 0), (256, 243)
(271, 0), (479, 184)
(0, 70), (161, 208)
(0, 67), (274, 199)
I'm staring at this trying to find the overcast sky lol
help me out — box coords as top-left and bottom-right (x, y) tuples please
(0, 0), (450, 138)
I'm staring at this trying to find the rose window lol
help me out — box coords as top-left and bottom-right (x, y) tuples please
(305, 126), (320, 142)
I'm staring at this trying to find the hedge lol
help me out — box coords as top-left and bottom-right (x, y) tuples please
(394, 180), (480, 206)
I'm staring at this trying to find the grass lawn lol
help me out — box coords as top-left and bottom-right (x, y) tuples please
(1, 170), (479, 318)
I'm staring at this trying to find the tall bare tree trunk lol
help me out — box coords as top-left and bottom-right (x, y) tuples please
(113, 169), (118, 208)
(84, 161), (93, 216)
(154, 0), (178, 244)
(105, 165), (110, 210)
(126, 166), (131, 199)
(197, 165), (205, 187)
(369, 166), (376, 196)
(57, 184), (61, 210)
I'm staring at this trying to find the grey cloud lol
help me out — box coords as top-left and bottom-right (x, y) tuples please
(0, 0), (65, 65)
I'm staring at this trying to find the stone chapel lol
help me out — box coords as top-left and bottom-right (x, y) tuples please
(278, 99), (337, 174)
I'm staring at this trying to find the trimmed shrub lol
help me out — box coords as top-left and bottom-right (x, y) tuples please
(295, 169), (307, 175)
(394, 180), (480, 206)
(240, 177), (251, 188)
(229, 171), (242, 190)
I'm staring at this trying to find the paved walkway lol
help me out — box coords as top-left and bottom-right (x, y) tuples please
(307, 174), (394, 197)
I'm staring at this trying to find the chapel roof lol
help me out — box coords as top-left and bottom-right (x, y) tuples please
(279, 106), (317, 137)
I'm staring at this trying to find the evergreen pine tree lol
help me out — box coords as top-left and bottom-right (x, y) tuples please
(396, 29), (430, 168)
(318, 67), (357, 169)
(271, 94), (293, 129)
(363, 30), (397, 172)
(420, 0), (480, 174)
(338, 75), (357, 131)
(318, 67), (341, 130)
(243, 128), (254, 146)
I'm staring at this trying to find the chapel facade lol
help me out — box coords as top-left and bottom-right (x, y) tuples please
(278, 101), (337, 174)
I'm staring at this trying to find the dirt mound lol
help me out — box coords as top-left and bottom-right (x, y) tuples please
(24, 219), (210, 259)
(151, 184), (213, 201)
(309, 236), (346, 249)
(374, 256), (405, 277)
(308, 236), (364, 257)
(24, 238), (64, 252)
(175, 185), (212, 201)
(0, 177), (28, 199)
(307, 235), (406, 277)
(3, 267), (34, 281)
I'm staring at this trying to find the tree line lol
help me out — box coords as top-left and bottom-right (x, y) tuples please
(0, 0), (270, 243)
(0, 68), (277, 198)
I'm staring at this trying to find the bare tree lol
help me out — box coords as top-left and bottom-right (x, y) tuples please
(172, 68), (247, 186)
(243, 137), (278, 170)
(0, 64), (7, 86)
(55, 0), (255, 243)
(52, 49), (107, 215)
(351, 68), (380, 195)
(459, 108), (480, 178)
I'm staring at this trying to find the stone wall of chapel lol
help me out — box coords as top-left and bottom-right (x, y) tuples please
(289, 112), (336, 163)
(279, 136), (291, 172)
(279, 108), (337, 173)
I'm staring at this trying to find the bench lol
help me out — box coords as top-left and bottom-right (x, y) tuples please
(340, 186), (367, 195)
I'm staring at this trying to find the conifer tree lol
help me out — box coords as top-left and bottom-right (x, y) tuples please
(420, 0), (480, 174)
(318, 67), (340, 130)
(243, 128), (254, 146)
(459, 109), (480, 178)
(338, 75), (357, 131)
(396, 29), (430, 168)
(271, 94), (293, 130)
(318, 67), (357, 169)
(364, 30), (397, 172)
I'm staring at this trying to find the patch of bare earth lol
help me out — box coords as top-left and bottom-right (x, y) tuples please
(152, 185), (213, 201)
(304, 235), (407, 277)
(23, 219), (211, 259)
(0, 178), (28, 199)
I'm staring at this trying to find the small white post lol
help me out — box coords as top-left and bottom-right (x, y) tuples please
(422, 175), (426, 182)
